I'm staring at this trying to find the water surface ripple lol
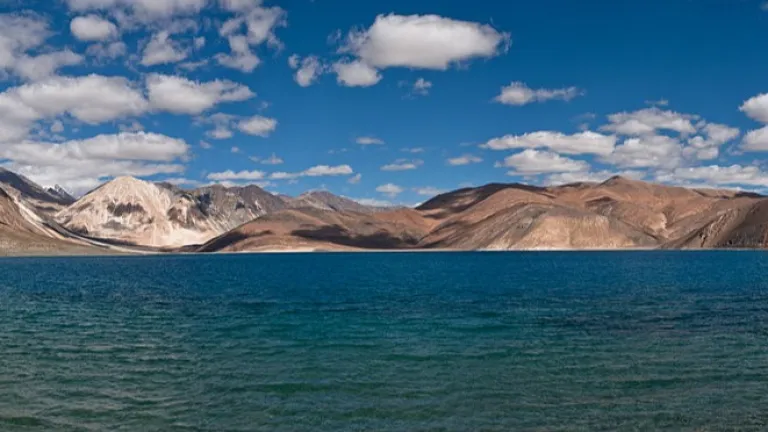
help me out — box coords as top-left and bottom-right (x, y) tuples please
(1, 251), (768, 431)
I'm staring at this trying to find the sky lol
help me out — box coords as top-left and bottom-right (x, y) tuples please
(1, 0), (768, 205)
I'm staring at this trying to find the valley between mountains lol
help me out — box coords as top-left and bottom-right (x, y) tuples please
(1, 166), (768, 256)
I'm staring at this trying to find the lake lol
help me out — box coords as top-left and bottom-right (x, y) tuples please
(1, 251), (768, 431)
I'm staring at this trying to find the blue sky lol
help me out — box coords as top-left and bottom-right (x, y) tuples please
(1, 0), (768, 205)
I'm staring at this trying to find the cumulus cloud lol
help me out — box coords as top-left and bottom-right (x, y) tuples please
(482, 131), (615, 156)
(447, 154), (482, 166)
(238, 115), (277, 137)
(376, 183), (403, 197)
(411, 78), (432, 96)
(86, 41), (127, 59)
(657, 165), (768, 188)
(499, 149), (589, 174)
(216, 35), (261, 72)
(0, 14), (83, 81)
(340, 14), (509, 70)
(601, 108), (698, 136)
(740, 93), (768, 124)
(254, 153), (283, 165)
(381, 159), (423, 171)
(141, 31), (189, 66)
(494, 82), (583, 106)
(742, 126), (768, 152)
(1, 132), (189, 194)
(546, 170), (645, 185)
(0, 74), (148, 143)
(684, 123), (740, 160)
(14, 51), (83, 82)
(70, 15), (118, 41)
(216, 2), (286, 72)
(414, 186), (444, 196)
(207, 169), (266, 181)
(333, 60), (382, 87)
(146, 74), (255, 115)
(347, 173), (362, 184)
(356, 136), (384, 145)
(289, 54), (324, 87)
(65, 0), (207, 21)
(270, 165), (354, 180)
(603, 135), (682, 169)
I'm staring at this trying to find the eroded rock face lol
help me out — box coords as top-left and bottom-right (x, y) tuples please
(54, 177), (286, 247)
(198, 176), (768, 253)
(7, 167), (768, 253)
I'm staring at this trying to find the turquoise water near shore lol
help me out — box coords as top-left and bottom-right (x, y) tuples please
(2, 251), (768, 431)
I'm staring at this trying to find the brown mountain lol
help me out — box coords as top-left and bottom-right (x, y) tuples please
(285, 190), (386, 213)
(198, 176), (768, 253)
(5, 167), (768, 255)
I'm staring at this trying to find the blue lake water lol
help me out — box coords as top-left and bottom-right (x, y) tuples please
(1, 251), (768, 431)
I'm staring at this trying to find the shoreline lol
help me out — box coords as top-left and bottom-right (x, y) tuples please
(1, 247), (766, 259)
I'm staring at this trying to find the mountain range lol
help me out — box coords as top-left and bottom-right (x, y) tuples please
(2, 167), (768, 255)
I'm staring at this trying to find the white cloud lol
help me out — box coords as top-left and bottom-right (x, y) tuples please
(1, 132), (188, 194)
(348, 173), (362, 184)
(289, 54), (324, 87)
(381, 159), (423, 171)
(684, 123), (740, 160)
(231, 146), (240, 153)
(356, 136), (384, 145)
(258, 153), (283, 165)
(645, 99), (669, 107)
(303, 165), (353, 176)
(70, 15), (118, 41)
(742, 126), (768, 152)
(494, 82), (583, 106)
(0, 74), (148, 142)
(376, 183), (403, 197)
(0, 14), (82, 81)
(216, 35), (261, 72)
(50, 120), (65, 133)
(482, 131), (615, 156)
(207, 126), (233, 140)
(353, 197), (393, 207)
(199, 140), (212, 149)
(86, 41), (127, 58)
(601, 108), (698, 136)
(402, 147), (425, 153)
(657, 165), (768, 188)
(14, 51), (83, 82)
(547, 170), (645, 185)
(141, 31), (188, 66)
(238, 115), (277, 137)
(412, 78), (432, 96)
(146, 74), (255, 115)
(740, 93), (768, 124)
(207, 169), (266, 181)
(216, 3), (286, 71)
(414, 186), (444, 196)
(340, 14), (509, 70)
(333, 60), (382, 87)
(270, 165), (354, 180)
(604, 135), (682, 169)
(500, 149), (589, 174)
(4, 132), (188, 164)
(65, 0), (207, 21)
(447, 154), (482, 166)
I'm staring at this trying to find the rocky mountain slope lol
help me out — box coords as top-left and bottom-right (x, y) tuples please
(286, 191), (385, 213)
(198, 176), (768, 252)
(55, 177), (285, 247)
(0, 182), (108, 256)
(5, 167), (768, 255)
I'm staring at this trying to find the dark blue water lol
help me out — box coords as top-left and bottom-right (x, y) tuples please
(1, 251), (768, 431)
